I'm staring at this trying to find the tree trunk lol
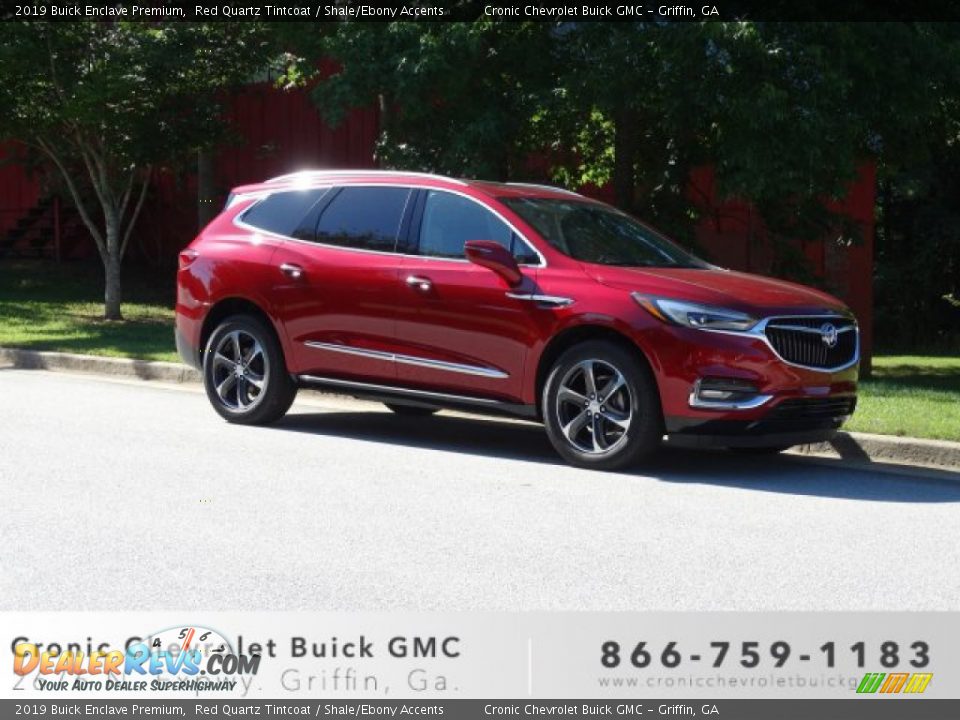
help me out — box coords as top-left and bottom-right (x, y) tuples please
(103, 220), (123, 321)
(104, 251), (122, 321)
(197, 148), (216, 229)
(612, 107), (639, 212)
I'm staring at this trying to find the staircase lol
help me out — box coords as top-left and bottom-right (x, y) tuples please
(0, 196), (91, 261)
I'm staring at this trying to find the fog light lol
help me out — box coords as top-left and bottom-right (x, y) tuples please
(690, 378), (772, 410)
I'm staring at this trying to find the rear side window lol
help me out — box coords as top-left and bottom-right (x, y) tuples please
(315, 187), (412, 252)
(240, 189), (327, 237)
(417, 190), (538, 263)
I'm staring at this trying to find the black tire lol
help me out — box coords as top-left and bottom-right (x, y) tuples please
(203, 314), (297, 425)
(384, 403), (439, 417)
(542, 340), (663, 471)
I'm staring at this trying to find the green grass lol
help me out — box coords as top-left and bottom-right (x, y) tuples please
(0, 260), (177, 362)
(847, 355), (960, 442)
(1, 261), (957, 441)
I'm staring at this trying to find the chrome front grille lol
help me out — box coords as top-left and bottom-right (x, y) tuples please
(763, 316), (858, 371)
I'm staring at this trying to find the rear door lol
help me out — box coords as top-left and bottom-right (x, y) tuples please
(394, 189), (543, 401)
(269, 185), (415, 380)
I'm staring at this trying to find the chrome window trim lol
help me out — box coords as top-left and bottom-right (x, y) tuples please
(304, 341), (509, 379)
(232, 183), (547, 268)
(413, 187), (547, 267)
(700, 314), (860, 373)
(225, 191), (271, 209)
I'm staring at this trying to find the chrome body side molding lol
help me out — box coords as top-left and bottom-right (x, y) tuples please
(304, 341), (509, 379)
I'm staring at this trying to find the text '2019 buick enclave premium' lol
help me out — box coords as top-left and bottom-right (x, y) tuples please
(175, 170), (858, 470)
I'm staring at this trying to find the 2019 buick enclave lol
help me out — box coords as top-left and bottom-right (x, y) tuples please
(175, 170), (858, 470)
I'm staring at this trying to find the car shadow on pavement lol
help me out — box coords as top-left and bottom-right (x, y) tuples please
(273, 410), (960, 504)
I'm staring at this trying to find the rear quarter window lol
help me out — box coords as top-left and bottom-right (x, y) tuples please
(240, 189), (328, 237)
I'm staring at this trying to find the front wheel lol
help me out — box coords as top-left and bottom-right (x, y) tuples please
(203, 314), (297, 425)
(542, 340), (663, 471)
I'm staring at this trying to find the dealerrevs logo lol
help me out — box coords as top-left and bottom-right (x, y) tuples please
(13, 626), (259, 692)
(856, 672), (933, 694)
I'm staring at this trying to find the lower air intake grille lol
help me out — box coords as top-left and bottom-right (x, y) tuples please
(767, 396), (857, 421)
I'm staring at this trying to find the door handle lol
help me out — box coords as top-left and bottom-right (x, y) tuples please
(280, 263), (304, 280)
(405, 275), (433, 292)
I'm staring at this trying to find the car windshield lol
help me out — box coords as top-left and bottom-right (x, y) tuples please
(500, 197), (708, 269)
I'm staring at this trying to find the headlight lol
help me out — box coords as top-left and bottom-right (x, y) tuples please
(633, 294), (758, 332)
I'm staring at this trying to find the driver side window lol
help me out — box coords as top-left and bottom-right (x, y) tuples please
(418, 190), (538, 263)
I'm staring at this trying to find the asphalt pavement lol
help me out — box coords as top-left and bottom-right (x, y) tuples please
(2, 367), (959, 611)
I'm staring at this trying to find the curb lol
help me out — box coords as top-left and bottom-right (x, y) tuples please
(0, 346), (200, 384)
(3, 345), (959, 473)
(791, 433), (960, 475)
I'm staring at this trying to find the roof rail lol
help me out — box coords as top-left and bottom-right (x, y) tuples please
(266, 169), (468, 186)
(505, 182), (584, 198)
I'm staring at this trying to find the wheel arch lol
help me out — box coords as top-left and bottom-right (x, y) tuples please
(199, 297), (288, 368)
(533, 323), (661, 420)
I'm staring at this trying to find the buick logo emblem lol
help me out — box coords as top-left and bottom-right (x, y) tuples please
(820, 322), (839, 349)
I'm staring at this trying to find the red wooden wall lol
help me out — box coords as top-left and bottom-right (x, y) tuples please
(133, 82), (380, 264)
(688, 164), (875, 363)
(0, 142), (42, 236)
(0, 81), (875, 361)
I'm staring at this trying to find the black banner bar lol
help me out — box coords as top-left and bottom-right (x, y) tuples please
(2, 699), (958, 719)
(1, 0), (960, 22)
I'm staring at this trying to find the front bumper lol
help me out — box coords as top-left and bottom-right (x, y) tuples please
(665, 426), (841, 449)
(175, 324), (202, 371)
(633, 321), (859, 449)
(665, 394), (856, 448)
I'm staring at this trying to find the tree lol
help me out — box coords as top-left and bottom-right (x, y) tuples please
(541, 21), (960, 282)
(280, 20), (556, 180)
(0, 22), (270, 320)
(293, 21), (959, 280)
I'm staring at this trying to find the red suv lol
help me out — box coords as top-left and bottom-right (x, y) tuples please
(176, 170), (858, 470)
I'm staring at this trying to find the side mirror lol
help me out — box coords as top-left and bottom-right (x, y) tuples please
(464, 240), (523, 287)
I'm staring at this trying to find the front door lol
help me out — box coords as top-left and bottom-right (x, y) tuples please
(394, 189), (543, 402)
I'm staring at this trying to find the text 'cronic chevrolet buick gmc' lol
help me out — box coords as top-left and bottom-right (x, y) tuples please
(175, 170), (858, 470)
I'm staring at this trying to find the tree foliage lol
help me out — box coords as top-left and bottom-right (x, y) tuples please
(285, 20), (556, 179)
(285, 20), (960, 344)
(0, 21), (270, 319)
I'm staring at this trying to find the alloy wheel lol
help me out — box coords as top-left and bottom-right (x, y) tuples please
(555, 359), (633, 455)
(210, 329), (269, 411)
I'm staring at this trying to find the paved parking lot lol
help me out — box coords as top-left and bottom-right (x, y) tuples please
(2, 368), (959, 611)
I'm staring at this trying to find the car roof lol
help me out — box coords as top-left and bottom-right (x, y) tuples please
(230, 170), (588, 202)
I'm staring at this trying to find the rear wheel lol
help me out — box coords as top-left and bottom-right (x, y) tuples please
(203, 315), (296, 425)
(542, 340), (662, 471)
(384, 403), (439, 417)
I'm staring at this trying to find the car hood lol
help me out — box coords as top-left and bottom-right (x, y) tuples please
(584, 265), (849, 316)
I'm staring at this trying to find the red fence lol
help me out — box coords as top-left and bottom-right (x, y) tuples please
(0, 142), (41, 236)
(0, 82), (874, 361)
(689, 164), (875, 362)
(134, 82), (380, 264)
